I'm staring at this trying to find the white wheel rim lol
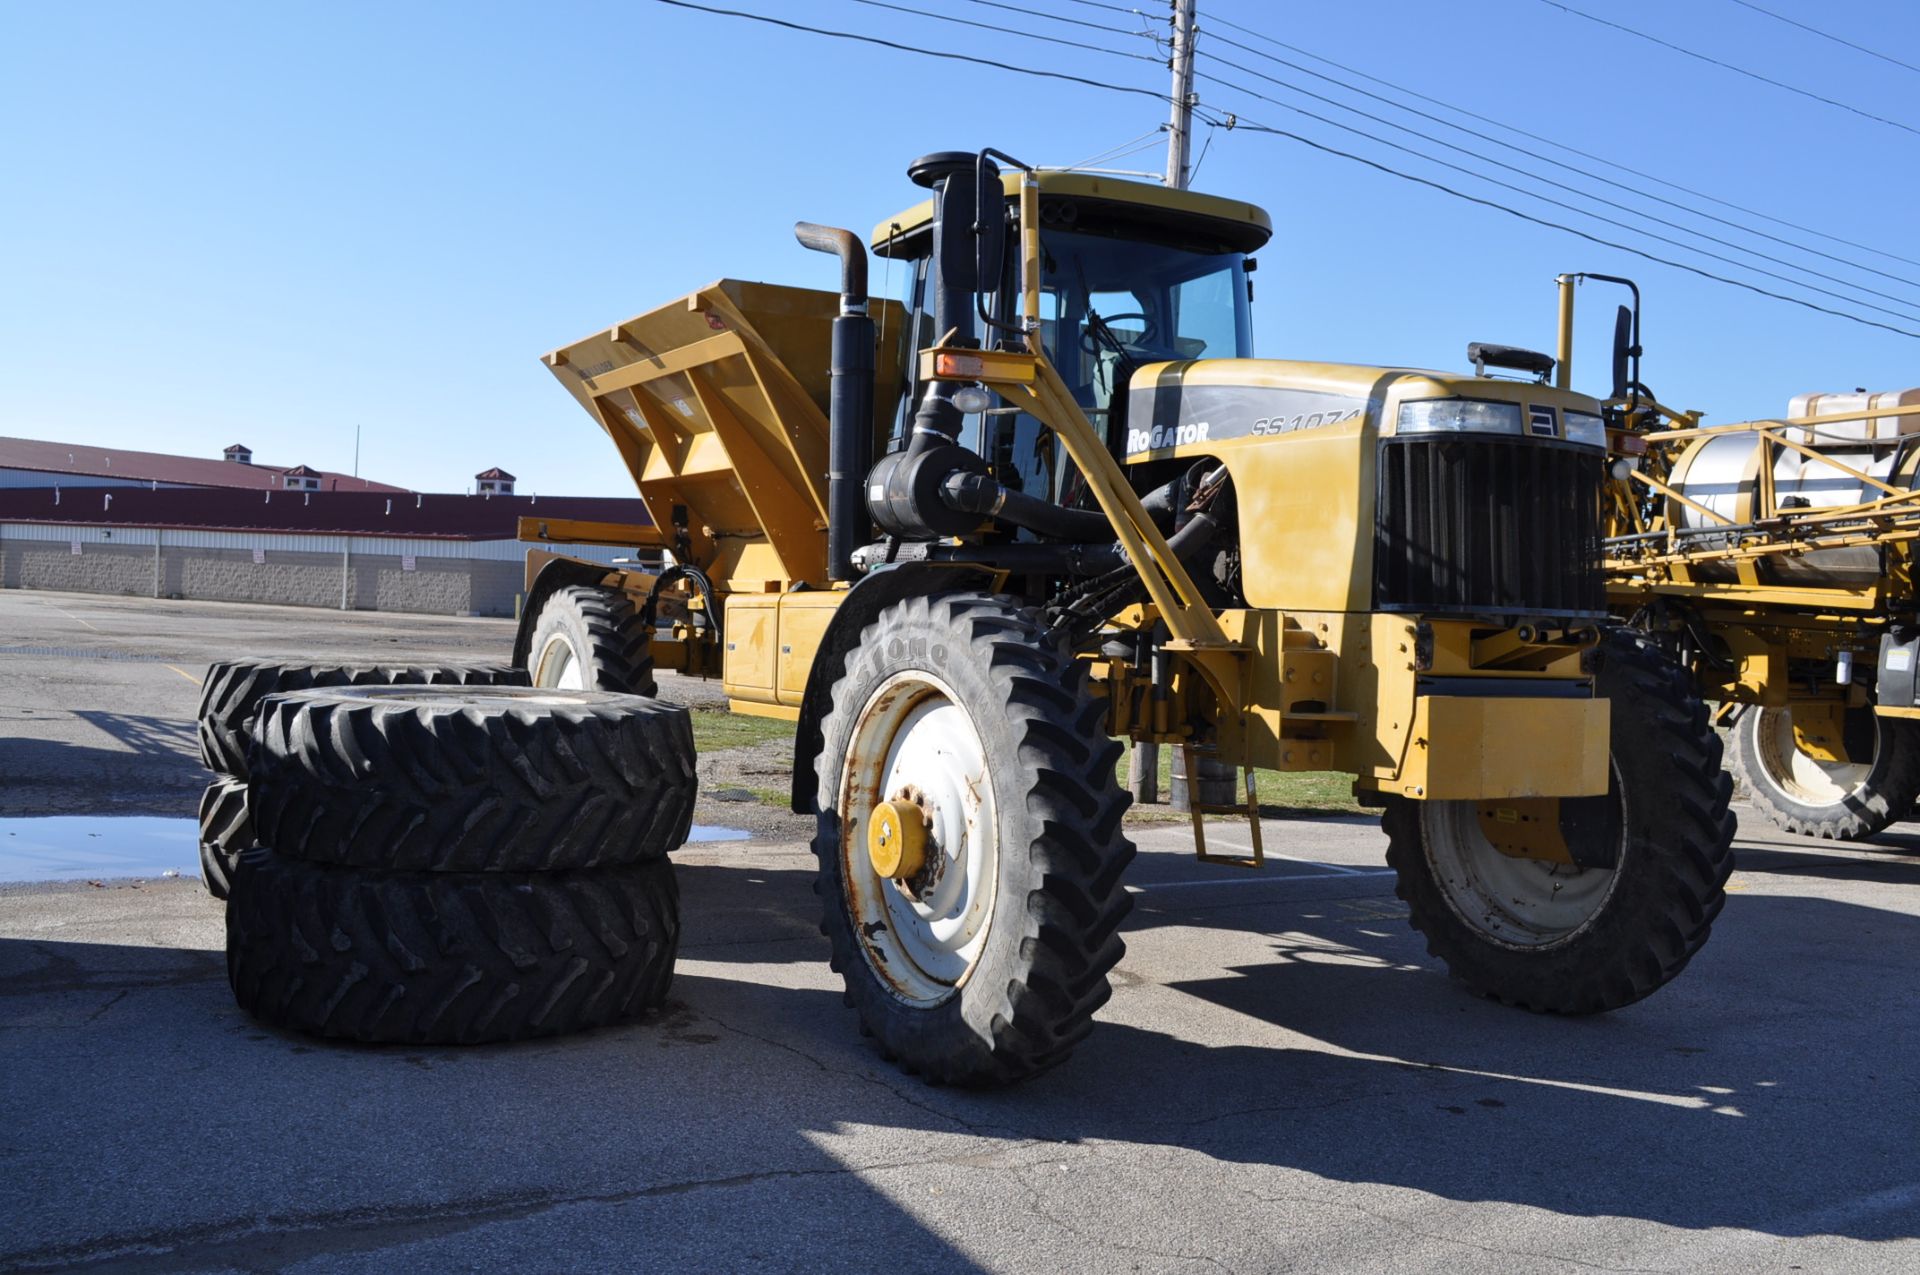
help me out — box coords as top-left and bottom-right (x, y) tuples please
(1423, 796), (1621, 948)
(1753, 706), (1873, 807)
(838, 670), (998, 1007)
(533, 633), (587, 690)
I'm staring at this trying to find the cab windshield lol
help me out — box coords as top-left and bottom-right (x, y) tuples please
(987, 228), (1251, 505)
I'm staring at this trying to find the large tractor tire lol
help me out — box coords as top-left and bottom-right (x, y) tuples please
(198, 661), (527, 779)
(197, 776), (254, 901)
(250, 686), (696, 873)
(1384, 628), (1735, 1014)
(526, 585), (657, 697)
(812, 592), (1134, 1086)
(226, 849), (679, 1045)
(1730, 703), (1920, 840)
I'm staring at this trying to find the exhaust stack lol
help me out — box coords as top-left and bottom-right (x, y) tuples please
(794, 221), (875, 582)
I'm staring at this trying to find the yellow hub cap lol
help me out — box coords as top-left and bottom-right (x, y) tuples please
(867, 799), (928, 880)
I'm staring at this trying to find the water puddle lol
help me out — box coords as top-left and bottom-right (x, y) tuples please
(687, 825), (752, 844)
(0, 816), (198, 884)
(0, 817), (753, 883)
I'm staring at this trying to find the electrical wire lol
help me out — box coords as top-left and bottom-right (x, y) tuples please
(1207, 11), (1920, 270)
(959, 0), (1157, 42)
(1726, 0), (1920, 78)
(1195, 59), (1920, 324)
(651, 0), (1920, 341)
(848, 0), (1157, 64)
(1188, 119), (1218, 183)
(1055, 0), (1153, 16)
(1535, 0), (1920, 138)
(1066, 128), (1168, 171)
(1202, 27), (1920, 294)
(651, 0), (1171, 105)
(1206, 107), (1920, 341)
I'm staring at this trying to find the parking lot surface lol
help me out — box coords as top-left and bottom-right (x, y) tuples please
(2, 589), (1917, 1273)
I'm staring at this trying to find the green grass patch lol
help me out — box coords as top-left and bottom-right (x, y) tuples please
(689, 705), (797, 752)
(1116, 744), (1365, 817)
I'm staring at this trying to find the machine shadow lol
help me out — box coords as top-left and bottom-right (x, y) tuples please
(0, 930), (990, 1273)
(674, 851), (1919, 1243)
(0, 735), (204, 815)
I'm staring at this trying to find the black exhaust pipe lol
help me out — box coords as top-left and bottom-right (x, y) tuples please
(795, 221), (875, 582)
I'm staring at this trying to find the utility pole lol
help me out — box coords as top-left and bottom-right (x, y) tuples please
(1164, 0), (1198, 189)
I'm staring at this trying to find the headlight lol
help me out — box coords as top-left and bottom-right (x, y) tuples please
(1564, 410), (1606, 448)
(1397, 399), (1523, 436)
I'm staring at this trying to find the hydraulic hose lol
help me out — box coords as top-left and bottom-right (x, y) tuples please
(940, 471), (1136, 543)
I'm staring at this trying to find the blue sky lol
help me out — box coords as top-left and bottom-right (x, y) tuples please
(3, 0), (1917, 496)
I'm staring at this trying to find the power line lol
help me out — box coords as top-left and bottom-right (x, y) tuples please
(652, 0), (1919, 341)
(1727, 0), (1920, 77)
(651, 0), (1170, 105)
(1207, 11), (1920, 271)
(1196, 56), (1920, 323)
(958, 0), (1158, 44)
(1209, 110), (1920, 341)
(846, 0), (1158, 64)
(1535, 0), (1920, 138)
(1203, 26), (1920, 294)
(1056, 0), (1152, 15)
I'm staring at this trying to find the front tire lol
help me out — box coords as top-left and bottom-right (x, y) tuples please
(1730, 703), (1920, 841)
(812, 593), (1134, 1086)
(1385, 629), (1734, 1013)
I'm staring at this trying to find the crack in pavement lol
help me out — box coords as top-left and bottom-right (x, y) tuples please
(693, 1005), (1046, 1144)
(1235, 1187), (1670, 1275)
(0, 945), (223, 1000)
(0, 1144), (1037, 1273)
(1010, 1150), (1240, 1275)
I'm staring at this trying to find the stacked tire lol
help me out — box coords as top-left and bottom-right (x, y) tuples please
(224, 683), (697, 1044)
(194, 661), (531, 899)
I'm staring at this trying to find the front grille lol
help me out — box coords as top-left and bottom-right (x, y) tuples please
(1375, 435), (1604, 618)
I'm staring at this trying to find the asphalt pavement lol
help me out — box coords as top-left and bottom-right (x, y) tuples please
(2, 588), (1917, 1273)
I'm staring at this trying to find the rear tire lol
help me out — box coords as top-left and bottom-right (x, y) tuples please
(1385, 628), (1734, 1013)
(1730, 704), (1920, 841)
(527, 586), (657, 697)
(250, 686), (696, 872)
(197, 661), (528, 779)
(226, 850), (679, 1044)
(812, 592), (1134, 1086)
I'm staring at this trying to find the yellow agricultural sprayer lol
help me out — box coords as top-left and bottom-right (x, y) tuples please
(513, 150), (1733, 1084)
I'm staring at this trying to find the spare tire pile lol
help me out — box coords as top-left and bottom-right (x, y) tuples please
(194, 661), (531, 898)
(196, 663), (696, 1046)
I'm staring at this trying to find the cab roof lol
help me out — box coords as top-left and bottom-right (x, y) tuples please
(870, 169), (1272, 258)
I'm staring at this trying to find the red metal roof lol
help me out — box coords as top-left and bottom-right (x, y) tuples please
(475, 467), (517, 481)
(0, 436), (406, 493)
(0, 486), (651, 541)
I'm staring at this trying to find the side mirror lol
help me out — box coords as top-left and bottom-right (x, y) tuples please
(1611, 304), (1633, 400)
(973, 154), (1006, 295)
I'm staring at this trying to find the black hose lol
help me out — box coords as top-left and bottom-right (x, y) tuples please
(939, 471), (1116, 542)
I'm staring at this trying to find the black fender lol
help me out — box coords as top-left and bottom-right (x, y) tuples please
(788, 563), (990, 814)
(510, 556), (625, 669)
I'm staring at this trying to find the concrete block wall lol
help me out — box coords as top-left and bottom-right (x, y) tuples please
(2, 539), (154, 597)
(0, 536), (529, 618)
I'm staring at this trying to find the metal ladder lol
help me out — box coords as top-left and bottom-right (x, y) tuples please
(1182, 742), (1265, 869)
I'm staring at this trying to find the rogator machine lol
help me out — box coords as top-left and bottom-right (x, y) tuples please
(516, 151), (1733, 1084)
(1581, 276), (1920, 840)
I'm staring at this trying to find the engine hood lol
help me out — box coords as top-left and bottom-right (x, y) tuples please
(1124, 358), (1605, 459)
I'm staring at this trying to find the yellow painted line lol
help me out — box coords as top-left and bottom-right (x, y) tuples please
(164, 665), (203, 687)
